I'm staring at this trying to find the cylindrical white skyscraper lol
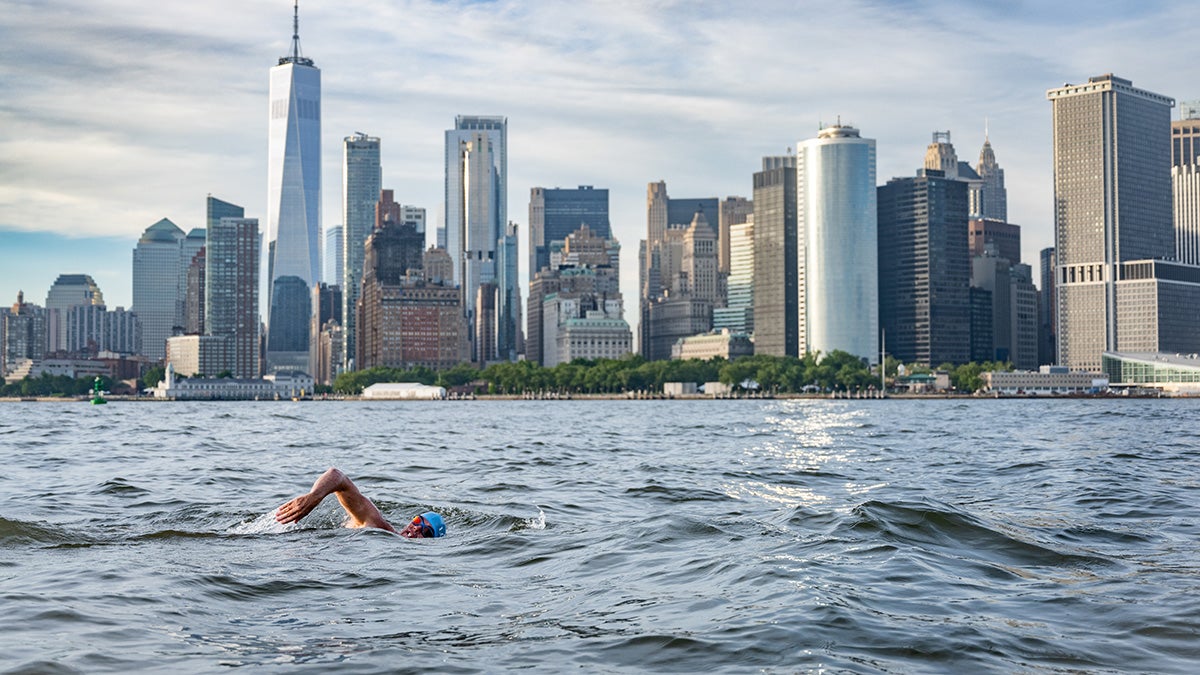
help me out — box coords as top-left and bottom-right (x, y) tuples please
(796, 124), (878, 364)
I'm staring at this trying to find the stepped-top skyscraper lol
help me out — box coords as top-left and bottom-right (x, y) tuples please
(444, 115), (507, 286)
(1047, 74), (1176, 370)
(266, 1), (321, 370)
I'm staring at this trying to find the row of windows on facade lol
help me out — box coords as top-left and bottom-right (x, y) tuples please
(270, 98), (319, 121)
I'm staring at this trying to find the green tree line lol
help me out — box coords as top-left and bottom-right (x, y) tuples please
(0, 355), (1011, 398)
(332, 352), (1013, 396)
(0, 374), (115, 398)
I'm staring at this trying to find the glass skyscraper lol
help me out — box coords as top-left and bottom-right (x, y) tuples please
(444, 115), (506, 287)
(449, 124), (518, 363)
(324, 225), (342, 286)
(132, 218), (185, 360)
(751, 162), (797, 357)
(266, 2), (320, 370)
(341, 133), (381, 370)
(797, 125), (878, 364)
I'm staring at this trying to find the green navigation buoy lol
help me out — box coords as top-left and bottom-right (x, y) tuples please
(91, 376), (107, 405)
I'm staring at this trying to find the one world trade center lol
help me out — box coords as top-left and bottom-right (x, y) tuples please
(266, 1), (320, 371)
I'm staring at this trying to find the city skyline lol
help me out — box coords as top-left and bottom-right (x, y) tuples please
(3, 1), (1199, 316)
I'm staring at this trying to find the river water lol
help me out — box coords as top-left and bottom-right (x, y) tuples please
(0, 399), (1197, 673)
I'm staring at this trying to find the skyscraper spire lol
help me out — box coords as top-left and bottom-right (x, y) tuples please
(291, 0), (301, 60)
(279, 0), (313, 66)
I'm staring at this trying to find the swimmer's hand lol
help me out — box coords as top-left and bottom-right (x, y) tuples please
(275, 492), (323, 525)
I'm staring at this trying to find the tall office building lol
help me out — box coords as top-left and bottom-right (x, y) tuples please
(971, 249), (1038, 370)
(206, 212), (260, 379)
(132, 218), (185, 360)
(529, 186), (610, 281)
(1047, 74), (1177, 370)
(445, 115), (506, 285)
(713, 217), (754, 334)
(324, 225), (343, 286)
(341, 133), (381, 369)
(208, 196), (243, 229)
(1172, 105), (1200, 264)
(1039, 247), (1057, 365)
(717, 196), (753, 275)
(497, 221), (521, 361)
(453, 130), (513, 362)
(878, 170), (971, 367)
(177, 228), (206, 334)
(358, 221), (466, 370)
(538, 243), (630, 367)
(267, 1), (321, 369)
(969, 219), (1021, 264)
(751, 160), (797, 357)
(309, 282), (341, 383)
(923, 131), (959, 178)
(638, 181), (720, 357)
(3, 292), (47, 376)
(667, 197), (719, 231)
(797, 125), (878, 364)
(184, 246), (206, 335)
(640, 211), (717, 361)
(976, 133), (1007, 222)
(681, 210), (719, 303)
(45, 274), (104, 352)
(66, 304), (140, 356)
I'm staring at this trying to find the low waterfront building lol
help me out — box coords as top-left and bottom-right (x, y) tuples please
(982, 366), (1108, 395)
(152, 363), (313, 400)
(894, 371), (951, 393)
(1101, 351), (1200, 394)
(671, 329), (753, 361)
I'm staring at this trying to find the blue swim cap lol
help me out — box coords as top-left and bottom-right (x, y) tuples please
(420, 511), (446, 537)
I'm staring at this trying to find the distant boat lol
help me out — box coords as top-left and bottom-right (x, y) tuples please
(91, 377), (107, 405)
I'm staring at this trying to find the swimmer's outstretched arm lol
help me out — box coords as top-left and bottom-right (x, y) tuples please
(275, 467), (396, 533)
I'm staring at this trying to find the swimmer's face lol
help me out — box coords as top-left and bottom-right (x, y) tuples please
(399, 515), (433, 538)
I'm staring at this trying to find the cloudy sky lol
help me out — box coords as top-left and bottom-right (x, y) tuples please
(2, 0), (1196, 316)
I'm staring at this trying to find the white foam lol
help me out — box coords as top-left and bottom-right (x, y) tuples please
(526, 507), (546, 530)
(228, 511), (291, 535)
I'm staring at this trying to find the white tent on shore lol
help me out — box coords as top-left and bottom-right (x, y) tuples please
(361, 382), (447, 400)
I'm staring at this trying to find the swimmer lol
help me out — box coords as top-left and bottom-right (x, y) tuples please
(275, 467), (445, 538)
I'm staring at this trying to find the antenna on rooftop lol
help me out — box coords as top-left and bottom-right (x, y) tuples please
(291, 0), (302, 60)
